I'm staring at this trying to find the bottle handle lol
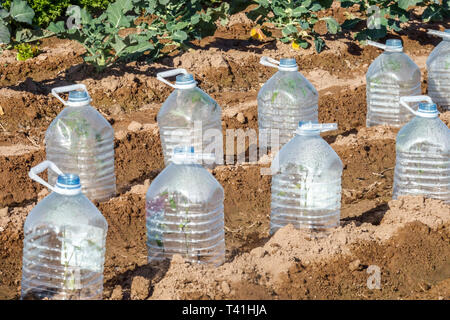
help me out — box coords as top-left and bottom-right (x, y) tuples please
(367, 40), (403, 52)
(29, 160), (64, 193)
(399, 95), (433, 116)
(156, 68), (189, 89)
(51, 84), (89, 106)
(427, 29), (450, 40)
(260, 56), (280, 69)
(367, 40), (387, 50)
(318, 123), (338, 132)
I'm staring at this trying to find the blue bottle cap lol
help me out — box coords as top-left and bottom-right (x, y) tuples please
(386, 39), (402, 48)
(279, 58), (297, 68)
(175, 73), (195, 85)
(56, 174), (81, 190)
(68, 90), (90, 103)
(417, 102), (438, 116)
(173, 146), (195, 154)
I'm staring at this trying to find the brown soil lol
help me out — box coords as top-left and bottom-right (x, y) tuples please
(0, 13), (449, 300)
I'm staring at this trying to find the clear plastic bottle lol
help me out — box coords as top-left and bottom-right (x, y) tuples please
(366, 39), (422, 127)
(146, 146), (225, 266)
(21, 160), (108, 300)
(270, 122), (343, 234)
(258, 57), (318, 151)
(393, 95), (450, 202)
(427, 29), (450, 110)
(46, 84), (116, 202)
(156, 69), (223, 168)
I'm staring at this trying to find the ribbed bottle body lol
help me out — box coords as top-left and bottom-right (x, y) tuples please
(427, 40), (450, 110)
(258, 71), (318, 150)
(146, 164), (225, 266)
(270, 134), (342, 234)
(45, 106), (115, 201)
(21, 193), (107, 300)
(393, 117), (450, 202)
(158, 88), (223, 168)
(366, 52), (421, 127)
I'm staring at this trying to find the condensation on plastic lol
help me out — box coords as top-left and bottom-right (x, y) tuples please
(21, 161), (108, 300)
(157, 71), (223, 168)
(393, 96), (450, 202)
(146, 153), (225, 266)
(427, 29), (450, 110)
(45, 89), (116, 201)
(270, 124), (343, 234)
(258, 57), (319, 150)
(366, 40), (421, 127)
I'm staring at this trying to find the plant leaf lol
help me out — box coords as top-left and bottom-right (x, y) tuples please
(322, 17), (340, 34)
(10, 0), (34, 24)
(106, 0), (133, 28)
(0, 21), (10, 44)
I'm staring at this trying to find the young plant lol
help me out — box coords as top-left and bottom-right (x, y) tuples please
(340, 0), (450, 42)
(14, 42), (39, 60)
(0, 0), (34, 44)
(246, 0), (340, 52)
(134, 0), (230, 50)
(48, 0), (157, 71)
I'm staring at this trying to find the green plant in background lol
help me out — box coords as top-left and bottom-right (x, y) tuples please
(134, 0), (230, 50)
(340, 0), (450, 42)
(1, 0), (112, 27)
(77, 0), (111, 10)
(14, 42), (39, 60)
(246, 0), (340, 52)
(0, 0), (34, 44)
(48, 0), (157, 71)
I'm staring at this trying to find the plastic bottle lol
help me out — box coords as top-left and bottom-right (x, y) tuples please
(366, 39), (421, 127)
(258, 57), (318, 151)
(21, 160), (108, 300)
(393, 95), (450, 202)
(427, 29), (450, 110)
(157, 69), (223, 168)
(46, 84), (115, 201)
(146, 146), (225, 266)
(270, 122), (343, 234)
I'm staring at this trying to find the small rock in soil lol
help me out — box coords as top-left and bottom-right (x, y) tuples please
(0, 207), (9, 231)
(128, 121), (143, 132)
(110, 285), (123, 300)
(236, 112), (246, 124)
(115, 130), (127, 140)
(37, 188), (49, 201)
(131, 276), (150, 300)
(348, 259), (361, 271)
(109, 104), (123, 116)
(221, 281), (231, 295)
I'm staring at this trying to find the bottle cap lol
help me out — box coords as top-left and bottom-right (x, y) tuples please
(399, 95), (438, 118)
(68, 90), (90, 104)
(175, 73), (196, 86)
(157, 68), (197, 89)
(171, 146), (216, 165)
(52, 84), (92, 107)
(260, 56), (298, 71)
(56, 174), (82, 192)
(29, 160), (82, 196)
(417, 103), (439, 117)
(295, 121), (338, 135)
(279, 58), (297, 69)
(385, 39), (403, 49)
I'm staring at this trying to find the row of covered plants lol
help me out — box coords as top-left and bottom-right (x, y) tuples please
(0, 0), (448, 68)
